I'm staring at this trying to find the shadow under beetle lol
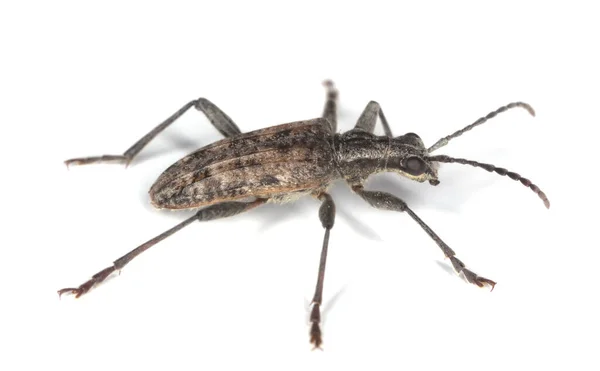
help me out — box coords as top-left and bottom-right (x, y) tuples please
(59, 80), (549, 349)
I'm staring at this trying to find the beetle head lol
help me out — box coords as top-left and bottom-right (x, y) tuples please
(387, 133), (440, 185)
(382, 101), (549, 208)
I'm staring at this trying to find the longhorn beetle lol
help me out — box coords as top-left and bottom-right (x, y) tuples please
(58, 80), (549, 349)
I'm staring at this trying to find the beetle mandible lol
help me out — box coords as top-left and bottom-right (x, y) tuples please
(58, 80), (549, 349)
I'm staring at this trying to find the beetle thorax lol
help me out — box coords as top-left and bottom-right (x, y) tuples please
(333, 130), (436, 185)
(333, 130), (391, 184)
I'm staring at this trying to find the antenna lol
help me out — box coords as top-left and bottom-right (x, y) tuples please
(428, 155), (550, 209)
(428, 102), (535, 153)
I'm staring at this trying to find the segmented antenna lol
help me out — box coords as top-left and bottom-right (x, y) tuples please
(428, 102), (535, 153)
(428, 155), (550, 209)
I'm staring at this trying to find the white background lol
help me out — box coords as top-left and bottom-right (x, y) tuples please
(1, 1), (598, 370)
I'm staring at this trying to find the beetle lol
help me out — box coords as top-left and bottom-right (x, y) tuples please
(58, 80), (549, 349)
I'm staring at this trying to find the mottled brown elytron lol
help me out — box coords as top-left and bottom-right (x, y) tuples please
(149, 120), (338, 209)
(59, 81), (549, 349)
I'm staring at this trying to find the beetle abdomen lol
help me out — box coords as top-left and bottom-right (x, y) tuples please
(150, 118), (337, 209)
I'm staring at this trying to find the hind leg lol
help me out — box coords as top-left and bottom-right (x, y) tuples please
(65, 98), (242, 167)
(58, 199), (266, 298)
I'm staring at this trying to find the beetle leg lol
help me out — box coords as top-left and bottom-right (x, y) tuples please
(351, 185), (496, 291)
(321, 80), (338, 134)
(58, 199), (266, 298)
(353, 101), (393, 137)
(65, 98), (242, 167)
(308, 192), (336, 350)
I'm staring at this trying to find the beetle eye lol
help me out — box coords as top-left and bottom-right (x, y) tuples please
(405, 157), (427, 175)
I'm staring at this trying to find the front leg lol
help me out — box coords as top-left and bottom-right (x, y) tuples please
(352, 185), (496, 290)
(353, 101), (393, 137)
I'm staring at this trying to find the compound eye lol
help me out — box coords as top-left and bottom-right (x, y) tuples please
(405, 157), (427, 175)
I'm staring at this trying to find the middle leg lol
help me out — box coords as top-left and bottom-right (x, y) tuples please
(321, 80), (339, 134)
(308, 192), (336, 349)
